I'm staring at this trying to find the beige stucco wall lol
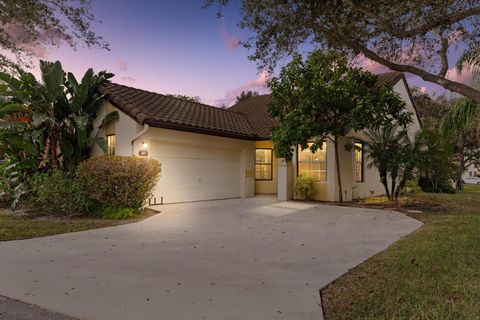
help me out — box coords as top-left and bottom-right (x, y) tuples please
(255, 140), (278, 194)
(92, 101), (143, 157)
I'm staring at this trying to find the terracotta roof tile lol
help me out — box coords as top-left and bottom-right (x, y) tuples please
(100, 83), (258, 140)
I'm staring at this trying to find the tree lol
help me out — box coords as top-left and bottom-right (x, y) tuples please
(358, 124), (420, 201)
(236, 90), (259, 103)
(166, 94), (202, 103)
(0, 0), (108, 69)
(441, 98), (480, 188)
(410, 87), (452, 127)
(268, 51), (411, 202)
(416, 127), (456, 193)
(0, 60), (116, 172)
(207, 1), (480, 103)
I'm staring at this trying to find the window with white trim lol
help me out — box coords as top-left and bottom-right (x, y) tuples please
(297, 142), (327, 182)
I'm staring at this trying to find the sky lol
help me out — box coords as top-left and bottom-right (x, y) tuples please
(26, 0), (475, 107)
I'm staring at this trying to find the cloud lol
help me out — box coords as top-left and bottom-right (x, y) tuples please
(215, 70), (270, 107)
(354, 55), (389, 74)
(446, 66), (475, 85)
(3, 23), (65, 58)
(116, 59), (129, 72)
(120, 76), (136, 84)
(219, 26), (240, 50)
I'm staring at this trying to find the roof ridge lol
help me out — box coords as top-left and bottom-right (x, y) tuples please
(105, 82), (245, 116)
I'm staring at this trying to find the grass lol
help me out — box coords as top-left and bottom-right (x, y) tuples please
(321, 184), (480, 320)
(0, 209), (157, 241)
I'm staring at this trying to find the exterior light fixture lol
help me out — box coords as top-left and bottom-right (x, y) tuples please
(142, 141), (148, 149)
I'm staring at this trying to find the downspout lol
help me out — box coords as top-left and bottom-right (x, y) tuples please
(131, 124), (149, 155)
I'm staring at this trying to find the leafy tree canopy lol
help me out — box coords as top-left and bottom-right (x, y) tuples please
(268, 51), (412, 160)
(0, 0), (109, 69)
(268, 50), (412, 202)
(236, 90), (259, 103)
(207, 0), (480, 103)
(166, 94), (202, 103)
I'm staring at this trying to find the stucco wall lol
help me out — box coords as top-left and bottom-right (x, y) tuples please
(92, 101), (143, 157)
(393, 79), (422, 139)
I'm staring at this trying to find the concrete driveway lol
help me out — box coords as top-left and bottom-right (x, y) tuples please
(0, 196), (421, 320)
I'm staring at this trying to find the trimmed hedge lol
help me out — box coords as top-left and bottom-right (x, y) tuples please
(77, 156), (161, 210)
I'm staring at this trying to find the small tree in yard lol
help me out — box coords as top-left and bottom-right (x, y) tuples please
(358, 125), (422, 201)
(268, 51), (412, 202)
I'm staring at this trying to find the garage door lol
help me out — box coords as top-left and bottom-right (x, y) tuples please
(151, 141), (241, 203)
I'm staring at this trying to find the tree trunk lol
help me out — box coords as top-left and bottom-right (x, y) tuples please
(390, 171), (397, 201)
(457, 152), (465, 190)
(333, 135), (343, 203)
(379, 170), (391, 199)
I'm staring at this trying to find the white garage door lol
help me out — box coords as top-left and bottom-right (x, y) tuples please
(151, 141), (241, 203)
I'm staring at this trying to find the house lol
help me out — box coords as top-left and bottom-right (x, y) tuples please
(93, 71), (422, 204)
(462, 163), (480, 184)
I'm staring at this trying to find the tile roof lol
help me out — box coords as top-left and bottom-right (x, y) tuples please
(99, 83), (258, 140)
(228, 94), (276, 139)
(375, 71), (404, 88)
(100, 71), (411, 141)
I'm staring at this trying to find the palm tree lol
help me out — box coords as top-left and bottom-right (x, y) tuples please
(441, 98), (480, 144)
(359, 124), (421, 201)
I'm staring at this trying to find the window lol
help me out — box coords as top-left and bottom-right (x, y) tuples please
(255, 148), (273, 180)
(355, 143), (364, 182)
(107, 135), (116, 155)
(297, 142), (327, 182)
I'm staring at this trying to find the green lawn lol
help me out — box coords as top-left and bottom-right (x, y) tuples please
(322, 184), (480, 320)
(0, 209), (157, 241)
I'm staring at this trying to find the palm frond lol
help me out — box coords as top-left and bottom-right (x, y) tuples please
(441, 99), (479, 133)
(456, 45), (480, 74)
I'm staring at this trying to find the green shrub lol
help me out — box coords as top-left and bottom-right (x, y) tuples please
(295, 174), (315, 200)
(92, 207), (136, 220)
(406, 179), (422, 194)
(29, 171), (91, 216)
(418, 176), (456, 194)
(77, 156), (161, 210)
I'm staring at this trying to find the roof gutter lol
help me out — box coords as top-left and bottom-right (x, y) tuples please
(131, 124), (149, 155)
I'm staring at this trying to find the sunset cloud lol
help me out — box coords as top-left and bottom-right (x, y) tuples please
(446, 66), (475, 85)
(215, 70), (270, 106)
(3, 23), (65, 58)
(354, 55), (389, 74)
(116, 59), (129, 72)
(120, 76), (136, 84)
(219, 26), (240, 50)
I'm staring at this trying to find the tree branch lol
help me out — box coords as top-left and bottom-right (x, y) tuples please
(437, 33), (449, 77)
(350, 4), (480, 38)
(332, 33), (480, 103)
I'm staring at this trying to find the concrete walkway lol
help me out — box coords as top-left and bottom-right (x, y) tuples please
(0, 197), (422, 320)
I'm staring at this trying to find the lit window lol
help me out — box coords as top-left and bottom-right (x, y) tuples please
(297, 142), (327, 182)
(107, 135), (116, 155)
(255, 148), (273, 180)
(355, 143), (364, 182)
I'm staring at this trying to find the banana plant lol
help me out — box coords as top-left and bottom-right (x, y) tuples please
(0, 60), (116, 172)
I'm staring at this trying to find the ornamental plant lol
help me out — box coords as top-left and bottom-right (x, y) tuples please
(77, 156), (161, 210)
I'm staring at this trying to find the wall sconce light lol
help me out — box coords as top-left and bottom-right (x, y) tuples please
(142, 141), (148, 149)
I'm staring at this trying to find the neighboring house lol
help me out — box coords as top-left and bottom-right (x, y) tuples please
(462, 163), (480, 184)
(93, 71), (421, 204)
